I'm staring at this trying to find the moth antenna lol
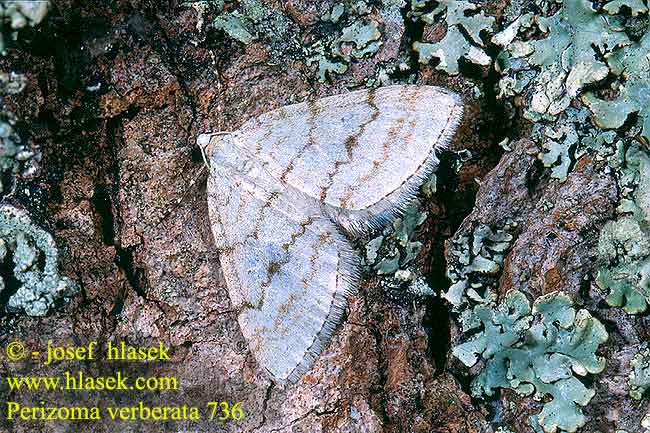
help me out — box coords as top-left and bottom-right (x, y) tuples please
(153, 130), (236, 228)
(199, 147), (210, 169)
(197, 135), (212, 170)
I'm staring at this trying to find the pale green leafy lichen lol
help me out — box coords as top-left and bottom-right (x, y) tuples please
(211, 0), (387, 82)
(0, 71), (26, 94)
(629, 344), (650, 400)
(322, 3), (345, 23)
(432, 0), (650, 428)
(583, 31), (650, 143)
(524, 0), (625, 90)
(0, 205), (76, 316)
(596, 144), (650, 313)
(368, 200), (427, 273)
(531, 106), (620, 181)
(492, 0), (650, 141)
(0, 0), (48, 27)
(412, 0), (494, 74)
(603, 0), (648, 16)
(596, 216), (650, 313)
(1, 73), (35, 196)
(534, 113), (581, 181)
(454, 290), (608, 433)
(0, 0), (49, 52)
(444, 221), (516, 308)
(312, 54), (349, 82)
(312, 3), (384, 81)
(210, 0), (304, 63)
(505, 0), (628, 120)
(365, 200), (433, 297)
(375, 254), (400, 275)
(365, 235), (384, 265)
(0, 112), (31, 195)
(491, 0), (650, 196)
(212, 12), (255, 44)
(493, 0), (650, 160)
(334, 19), (382, 59)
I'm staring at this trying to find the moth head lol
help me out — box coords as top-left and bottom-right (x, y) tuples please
(197, 132), (255, 176)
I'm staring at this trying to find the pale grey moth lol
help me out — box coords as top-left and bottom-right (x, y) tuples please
(199, 85), (463, 384)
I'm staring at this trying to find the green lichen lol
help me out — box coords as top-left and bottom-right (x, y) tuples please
(0, 205), (76, 316)
(367, 200), (427, 273)
(210, 0), (388, 82)
(531, 106), (620, 181)
(334, 18), (382, 59)
(493, 0), (650, 151)
(499, 41), (624, 176)
(310, 3), (385, 81)
(0, 0), (49, 52)
(629, 344), (650, 400)
(365, 235), (384, 265)
(603, 0), (648, 15)
(534, 112), (581, 181)
(583, 31), (650, 144)
(0, 71), (26, 94)
(212, 12), (254, 44)
(365, 200), (433, 297)
(322, 3), (345, 23)
(444, 221), (516, 309)
(0, 112), (32, 195)
(423, 0), (650, 428)
(453, 290), (608, 433)
(596, 144), (650, 313)
(497, 0), (629, 121)
(375, 253), (400, 275)
(0, 73), (34, 197)
(597, 216), (650, 313)
(311, 54), (349, 82)
(210, 0), (304, 61)
(412, 0), (494, 74)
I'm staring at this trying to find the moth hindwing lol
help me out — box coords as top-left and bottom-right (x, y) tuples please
(203, 84), (463, 383)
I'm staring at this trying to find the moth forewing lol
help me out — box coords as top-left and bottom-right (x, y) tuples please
(203, 85), (463, 384)
(234, 85), (463, 230)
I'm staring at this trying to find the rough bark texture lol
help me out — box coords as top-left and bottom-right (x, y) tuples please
(0, 1), (630, 433)
(444, 139), (628, 432)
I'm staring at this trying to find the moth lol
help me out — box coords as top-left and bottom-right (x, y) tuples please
(199, 85), (463, 384)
